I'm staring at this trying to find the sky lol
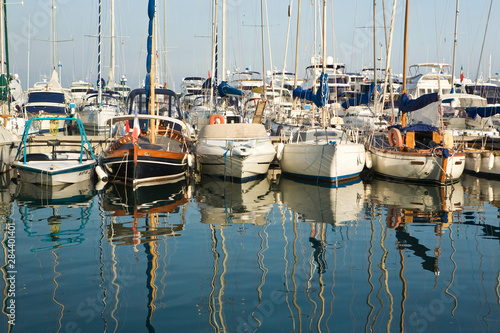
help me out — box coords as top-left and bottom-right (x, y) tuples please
(5, 0), (500, 92)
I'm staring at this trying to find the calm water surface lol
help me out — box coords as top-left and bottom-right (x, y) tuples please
(0, 170), (499, 332)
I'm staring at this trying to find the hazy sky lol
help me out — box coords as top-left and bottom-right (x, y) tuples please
(5, 0), (500, 91)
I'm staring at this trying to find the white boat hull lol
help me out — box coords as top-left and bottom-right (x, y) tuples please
(369, 148), (465, 183)
(280, 142), (365, 183)
(0, 126), (20, 173)
(464, 150), (500, 176)
(196, 140), (276, 179)
(13, 159), (96, 186)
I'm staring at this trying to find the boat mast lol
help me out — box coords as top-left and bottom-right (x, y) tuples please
(147, 0), (156, 143)
(163, 0), (167, 86)
(108, 0), (115, 88)
(450, 0), (459, 93)
(260, 0), (267, 100)
(209, 0), (218, 112)
(52, 0), (57, 70)
(372, 0), (378, 114)
(0, 1), (4, 76)
(321, 0), (326, 127)
(3, 0), (10, 114)
(98, 0), (102, 104)
(293, 0), (301, 91)
(221, 0), (226, 82)
(401, 0), (409, 128)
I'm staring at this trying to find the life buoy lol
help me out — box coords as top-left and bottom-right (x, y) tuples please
(209, 114), (225, 125)
(388, 128), (403, 148)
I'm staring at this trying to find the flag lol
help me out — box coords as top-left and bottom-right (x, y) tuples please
(460, 66), (464, 83)
(311, 0), (314, 5)
(132, 109), (140, 144)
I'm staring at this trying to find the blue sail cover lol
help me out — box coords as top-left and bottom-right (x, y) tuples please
(218, 81), (244, 98)
(293, 73), (329, 108)
(465, 106), (500, 119)
(341, 82), (375, 109)
(399, 92), (439, 113)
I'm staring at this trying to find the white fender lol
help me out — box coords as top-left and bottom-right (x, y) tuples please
(365, 151), (373, 169)
(474, 154), (481, 173)
(188, 153), (194, 168)
(95, 165), (108, 182)
(488, 152), (495, 170)
(276, 143), (285, 161)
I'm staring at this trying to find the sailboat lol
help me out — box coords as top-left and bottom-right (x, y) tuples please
(277, 1), (366, 185)
(77, 0), (124, 135)
(366, 0), (465, 184)
(100, 0), (192, 187)
(25, 0), (71, 134)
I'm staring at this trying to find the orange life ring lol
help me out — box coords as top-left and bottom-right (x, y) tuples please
(388, 128), (403, 148)
(209, 114), (225, 125)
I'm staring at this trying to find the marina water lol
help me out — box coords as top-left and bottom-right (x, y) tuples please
(1, 171), (499, 332)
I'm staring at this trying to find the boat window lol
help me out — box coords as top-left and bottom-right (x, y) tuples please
(28, 92), (65, 104)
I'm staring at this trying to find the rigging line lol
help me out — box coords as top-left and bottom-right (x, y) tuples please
(474, 0), (493, 87)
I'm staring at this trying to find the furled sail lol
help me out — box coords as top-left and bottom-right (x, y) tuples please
(293, 73), (329, 108)
(144, 0), (155, 107)
(217, 81), (244, 98)
(465, 105), (500, 119)
(341, 82), (375, 109)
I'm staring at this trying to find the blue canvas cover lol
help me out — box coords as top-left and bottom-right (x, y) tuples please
(293, 73), (329, 108)
(341, 82), (375, 109)
(465, 106), (500, 119)
(399, 92), (439, 113)
(218, 81), (244, 98)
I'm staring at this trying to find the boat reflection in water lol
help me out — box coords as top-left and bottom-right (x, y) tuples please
(277, 176), (365, 276)
(366, 177), (464, 229)
(16, 178), (96, 206)
(16, 178), (96, 252)
(0, 170), (16, 207)
(99, 178), (192, 332)
(102, 178), (191, 246)
(366, 178), (464, 276)
(461, 172), (500, 207)
(194, 175), (274, 226)
(278, 175), (365, 225)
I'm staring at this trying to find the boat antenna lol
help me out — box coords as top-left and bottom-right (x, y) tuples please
(450, 0), (459, 93)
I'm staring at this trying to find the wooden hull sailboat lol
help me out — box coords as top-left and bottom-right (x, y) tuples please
(101, 4), (192, 187)
(367, 93), (465, 184)
(367, 0), (464, 185)
(101, 89), (192, 187)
